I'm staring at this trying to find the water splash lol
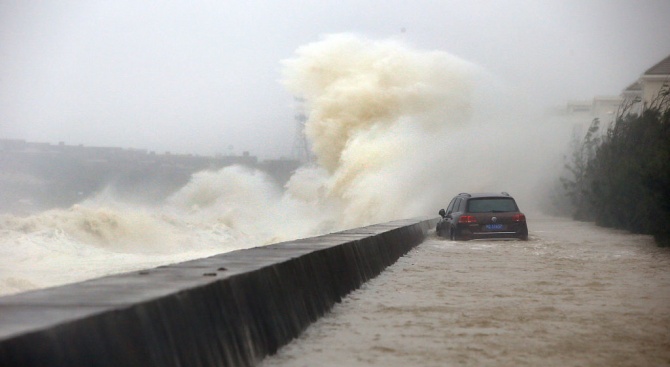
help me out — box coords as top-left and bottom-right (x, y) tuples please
(0, 33), (572, 296)
(281, 34), (480, 226)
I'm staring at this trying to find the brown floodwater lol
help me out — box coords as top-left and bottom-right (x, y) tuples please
(260, 216), (670, 366)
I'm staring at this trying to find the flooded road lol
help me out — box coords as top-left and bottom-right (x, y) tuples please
(260, 216), (670, 366)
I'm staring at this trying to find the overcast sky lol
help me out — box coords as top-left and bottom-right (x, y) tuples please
(1, 1), (669, 158)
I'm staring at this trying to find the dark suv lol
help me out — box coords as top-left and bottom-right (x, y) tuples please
(436, 192), (528, 240)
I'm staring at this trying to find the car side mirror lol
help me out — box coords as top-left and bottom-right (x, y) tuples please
(438, 209), (446, 217)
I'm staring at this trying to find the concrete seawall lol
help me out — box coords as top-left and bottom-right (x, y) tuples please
(0, 217), (437, 367)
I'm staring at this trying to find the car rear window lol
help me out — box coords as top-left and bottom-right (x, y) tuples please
(467, 198), (518, 213)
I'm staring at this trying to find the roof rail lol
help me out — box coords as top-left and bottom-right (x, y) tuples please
(501, 191), (510, 196)
(458, 192), (471, 197)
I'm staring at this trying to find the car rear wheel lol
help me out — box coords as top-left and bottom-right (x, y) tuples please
(450, 227), (457, 241)
(519, 228), (529, 241)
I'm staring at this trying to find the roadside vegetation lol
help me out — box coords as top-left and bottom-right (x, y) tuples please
(558, 86), (670, 246)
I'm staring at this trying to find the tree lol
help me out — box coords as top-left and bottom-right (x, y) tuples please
(557, 84), (670, 246)
(560, 118), (601, 220)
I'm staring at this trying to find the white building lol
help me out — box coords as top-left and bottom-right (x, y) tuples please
(622, 54), (670, 112)
(566, 96), (622, 123)
(564, 54), (670, 136)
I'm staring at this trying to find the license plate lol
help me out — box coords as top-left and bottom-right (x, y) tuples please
(485, 224), (504, 230)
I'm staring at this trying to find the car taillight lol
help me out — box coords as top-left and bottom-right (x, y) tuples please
(459, 215), (477, 223)
(512, 213), (526, 222)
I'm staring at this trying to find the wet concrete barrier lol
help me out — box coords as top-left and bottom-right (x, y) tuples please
(0, 217), (438, 367)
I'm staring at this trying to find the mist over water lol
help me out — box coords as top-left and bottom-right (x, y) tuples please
(0, 34), (572, 296)
(282, 34), (570, 223)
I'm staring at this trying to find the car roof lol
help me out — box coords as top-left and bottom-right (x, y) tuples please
(456, 192), (514, 199)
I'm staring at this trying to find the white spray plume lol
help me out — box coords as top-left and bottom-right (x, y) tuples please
(281, 34), (481, 226)
(1, 33), (573, 296)
(282, 34), (476, 173)
(281, 34), (571, 225)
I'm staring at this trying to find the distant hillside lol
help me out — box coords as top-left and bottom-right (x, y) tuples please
(0, 139), (300, 214)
